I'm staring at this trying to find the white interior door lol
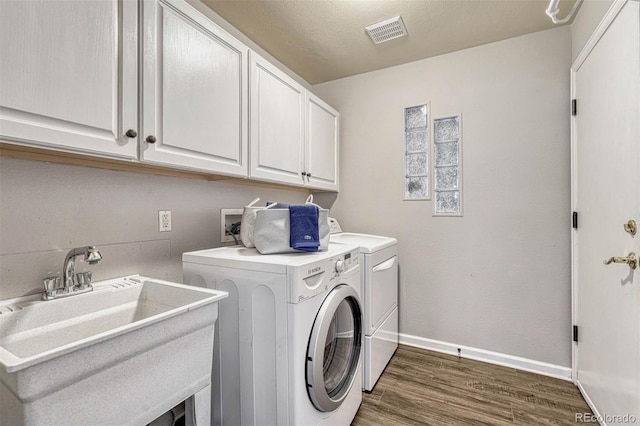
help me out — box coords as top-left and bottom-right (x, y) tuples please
(572, 0), (640, 421)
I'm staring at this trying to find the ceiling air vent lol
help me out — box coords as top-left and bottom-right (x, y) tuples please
(365, 16), (408, 45)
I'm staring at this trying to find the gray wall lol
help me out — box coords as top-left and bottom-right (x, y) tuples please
(313, 27), (572, 367)
(0, 157), (308, 300)
(571, 0), (615, 62)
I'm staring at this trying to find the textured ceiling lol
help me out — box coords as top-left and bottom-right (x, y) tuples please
(202, 0), (575, 85)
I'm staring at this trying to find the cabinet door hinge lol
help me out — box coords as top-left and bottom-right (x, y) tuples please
(571, 99), (577, 116)
(572, 211), (578, 229)
(573, 325), (579, 342)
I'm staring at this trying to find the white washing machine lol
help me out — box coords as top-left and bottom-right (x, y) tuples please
(328, 219), (398, 392)
(182, 244), (363, 426)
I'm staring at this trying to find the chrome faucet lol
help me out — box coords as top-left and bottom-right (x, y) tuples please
(43, 246), (102, 300)
(63, 246), (102, 289)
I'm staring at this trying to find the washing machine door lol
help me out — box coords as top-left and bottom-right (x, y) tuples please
(306, 284), (362, 412)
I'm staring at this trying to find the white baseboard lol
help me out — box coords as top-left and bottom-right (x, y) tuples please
(399, 333), (572, 381)
(575, 379), (605, 426)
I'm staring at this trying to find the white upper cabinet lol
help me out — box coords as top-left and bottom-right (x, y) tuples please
(140, 0), (248, 176)
(249, 52), (339, 190)
(249, 51), (306, 186)
(0, 0), (138, 159)
(305, 93), (339, 191)
(1, 0), (338, 189)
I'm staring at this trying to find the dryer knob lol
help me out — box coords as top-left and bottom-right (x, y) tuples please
(335, 260), (345, 273)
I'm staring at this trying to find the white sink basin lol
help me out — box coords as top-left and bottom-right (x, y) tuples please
(0, 275), (228, 426)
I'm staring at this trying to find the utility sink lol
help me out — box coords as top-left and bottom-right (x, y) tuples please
(0, 275), (228, 426)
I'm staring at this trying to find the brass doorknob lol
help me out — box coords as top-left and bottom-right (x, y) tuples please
(603, 252), (637, 270)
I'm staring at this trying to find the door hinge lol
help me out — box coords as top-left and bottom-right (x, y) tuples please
(572, 211), (578, 229)
(571, 99), (577, 116)
(573, 325), (579, 342)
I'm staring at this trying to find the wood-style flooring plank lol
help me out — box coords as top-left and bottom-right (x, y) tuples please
(352, 345), (591, 425)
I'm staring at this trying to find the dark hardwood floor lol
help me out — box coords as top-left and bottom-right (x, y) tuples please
(352, 345), (592, 425)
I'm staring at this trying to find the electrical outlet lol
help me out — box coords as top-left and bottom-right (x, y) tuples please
(159, 210), (172, 232)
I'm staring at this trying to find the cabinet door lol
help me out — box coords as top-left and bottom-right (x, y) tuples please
(305, 93), (339, 191)
(141, 0), (248, 176)
(249, 52), (305, 186)
(0, 0), (137, 159)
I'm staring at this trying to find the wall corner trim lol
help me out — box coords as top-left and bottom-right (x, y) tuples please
(398, 333), (573, 381)
(572, 0), (628, 71)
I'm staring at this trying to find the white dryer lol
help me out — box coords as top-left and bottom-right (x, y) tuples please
(182, 244), (363, 426)
(328, 219), (398, 392)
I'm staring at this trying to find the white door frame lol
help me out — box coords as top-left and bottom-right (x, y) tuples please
(570, 0), (634, 414)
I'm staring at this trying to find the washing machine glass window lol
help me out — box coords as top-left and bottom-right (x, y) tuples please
(306, 284), (362, 413)
(324, 299), (356, 395)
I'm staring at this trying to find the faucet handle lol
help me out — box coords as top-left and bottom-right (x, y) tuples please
(43, 276), (61, 295)
(76, 271), (93, 288)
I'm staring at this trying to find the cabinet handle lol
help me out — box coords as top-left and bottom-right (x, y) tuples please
(125, 129), (137, 138)
(307, 172), (312, 179)
(146, 135), (157, 144)
(301, 171), (307, 177)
